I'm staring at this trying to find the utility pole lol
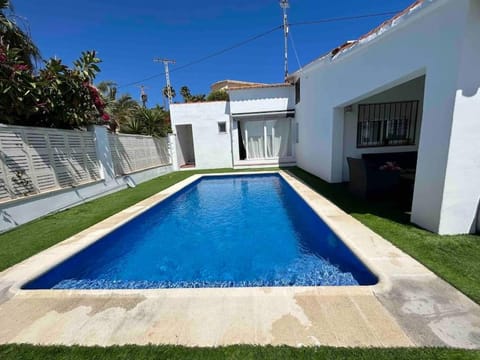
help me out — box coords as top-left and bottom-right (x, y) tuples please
(153, 58), (176, 105)
(280, 0), (289, 81)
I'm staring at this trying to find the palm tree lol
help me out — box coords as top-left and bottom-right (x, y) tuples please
(162, 85), (176, 102)
(0, 0), (41, 67)
(111, 94), (139, 132)
(133, 107), (169, 137)
(97, 81), (117, 102)
(180, 86), (192, 102)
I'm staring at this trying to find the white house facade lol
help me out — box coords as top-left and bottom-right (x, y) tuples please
(169, 0), (480, 235)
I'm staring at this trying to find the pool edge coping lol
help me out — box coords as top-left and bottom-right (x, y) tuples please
(1, 170), (435, 299)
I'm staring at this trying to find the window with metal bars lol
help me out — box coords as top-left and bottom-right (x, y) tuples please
(356, 100), (419, 148)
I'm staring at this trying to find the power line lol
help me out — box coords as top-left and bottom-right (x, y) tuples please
(119, 25), (281, 88)
(289, 11), (399, 27)
(118, 10), (400, 89)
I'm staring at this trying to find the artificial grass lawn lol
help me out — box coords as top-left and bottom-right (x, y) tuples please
(0, 345), (479, 360)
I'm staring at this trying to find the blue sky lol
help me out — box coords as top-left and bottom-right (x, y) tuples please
(15, 0), (415, 107)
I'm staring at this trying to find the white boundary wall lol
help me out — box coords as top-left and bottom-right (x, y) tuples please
(108, 133), (171, 175)
(0, 125), (101, 202)
(0, 126), (175, 232)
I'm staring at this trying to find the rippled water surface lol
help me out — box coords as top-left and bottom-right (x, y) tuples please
(24, 174), (377, 289)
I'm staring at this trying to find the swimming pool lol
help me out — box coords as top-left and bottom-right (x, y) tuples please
(24, 174), (377, 289)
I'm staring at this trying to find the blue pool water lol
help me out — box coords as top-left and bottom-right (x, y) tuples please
(24, 174), (377, 289)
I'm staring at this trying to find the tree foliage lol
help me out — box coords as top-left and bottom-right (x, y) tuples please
(0, 2), (109, 129)
(0, 48), (108, 129)
(121, 106), (170, 137)
(206, 89), (229, 102)
(179, 85), (207, 103)
(96, 84), (170, 137)
(180, 85), (228, 103)
(162, 85), (176, 101)
(0, 0), (40, 67)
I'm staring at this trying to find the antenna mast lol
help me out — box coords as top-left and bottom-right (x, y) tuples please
(153, 58), (176, 105)
(280, 0), (289, 81)
(136, 85), (149, 108)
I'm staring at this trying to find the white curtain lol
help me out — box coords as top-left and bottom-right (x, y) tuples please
(274, 119), (291, 158)
(242, 119), (291, 160)
(243, 121), (265, 159)
(265, 120), (275, 158)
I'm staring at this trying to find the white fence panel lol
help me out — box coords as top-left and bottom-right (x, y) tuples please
(0, 125), (101, 203)
(108, 134), (171, 175)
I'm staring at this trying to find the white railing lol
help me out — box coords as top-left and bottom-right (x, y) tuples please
(0, 125), (101, 203)
(108, 133), (171, 176)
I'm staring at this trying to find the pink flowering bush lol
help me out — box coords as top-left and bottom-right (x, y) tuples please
(0, 47), (110, 129)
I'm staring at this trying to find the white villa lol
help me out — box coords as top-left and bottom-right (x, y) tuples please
(170, 0), (480, 235)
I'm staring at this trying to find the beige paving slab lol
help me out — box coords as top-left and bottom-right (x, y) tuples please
(350, 294), (413, 347)
(216, 294), (257, 345)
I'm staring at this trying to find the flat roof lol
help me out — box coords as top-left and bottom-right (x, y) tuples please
(228, 83), (293, 91)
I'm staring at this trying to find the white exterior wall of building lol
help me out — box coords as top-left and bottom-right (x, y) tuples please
(229, 86), (296, 166)
(293, 0), (479, 234)
(229, 86), (294, 114)
(342, 76), (425, 181)
(170, 102), (232, 169)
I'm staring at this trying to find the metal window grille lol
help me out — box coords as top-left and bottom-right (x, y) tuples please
(356, 100), (419, 148)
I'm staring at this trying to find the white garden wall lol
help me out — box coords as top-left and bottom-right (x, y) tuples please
(170, 102), (232, 169)
(0, 125), (101, 203)
(292, 0), (480, 234)
(0, 126), (175, 232)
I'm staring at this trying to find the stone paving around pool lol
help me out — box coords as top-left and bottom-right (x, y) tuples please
(0, 171), (479, 348)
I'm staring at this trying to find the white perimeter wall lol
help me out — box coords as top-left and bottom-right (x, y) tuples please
(170, 102), (232, 169)
(0, 127), (175, 232)
(294, 0), (480, 234)
(342, 76), (425, 181)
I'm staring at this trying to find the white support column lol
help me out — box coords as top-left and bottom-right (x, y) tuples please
(89, 125), (115, 183)
(168, 133), (179, 171)
(436, 0), (480, 234)
(331, 107), (345, 183)
(412, 0), (479, 235)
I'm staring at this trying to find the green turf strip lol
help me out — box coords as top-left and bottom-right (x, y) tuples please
(0, 345), (479, 360)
